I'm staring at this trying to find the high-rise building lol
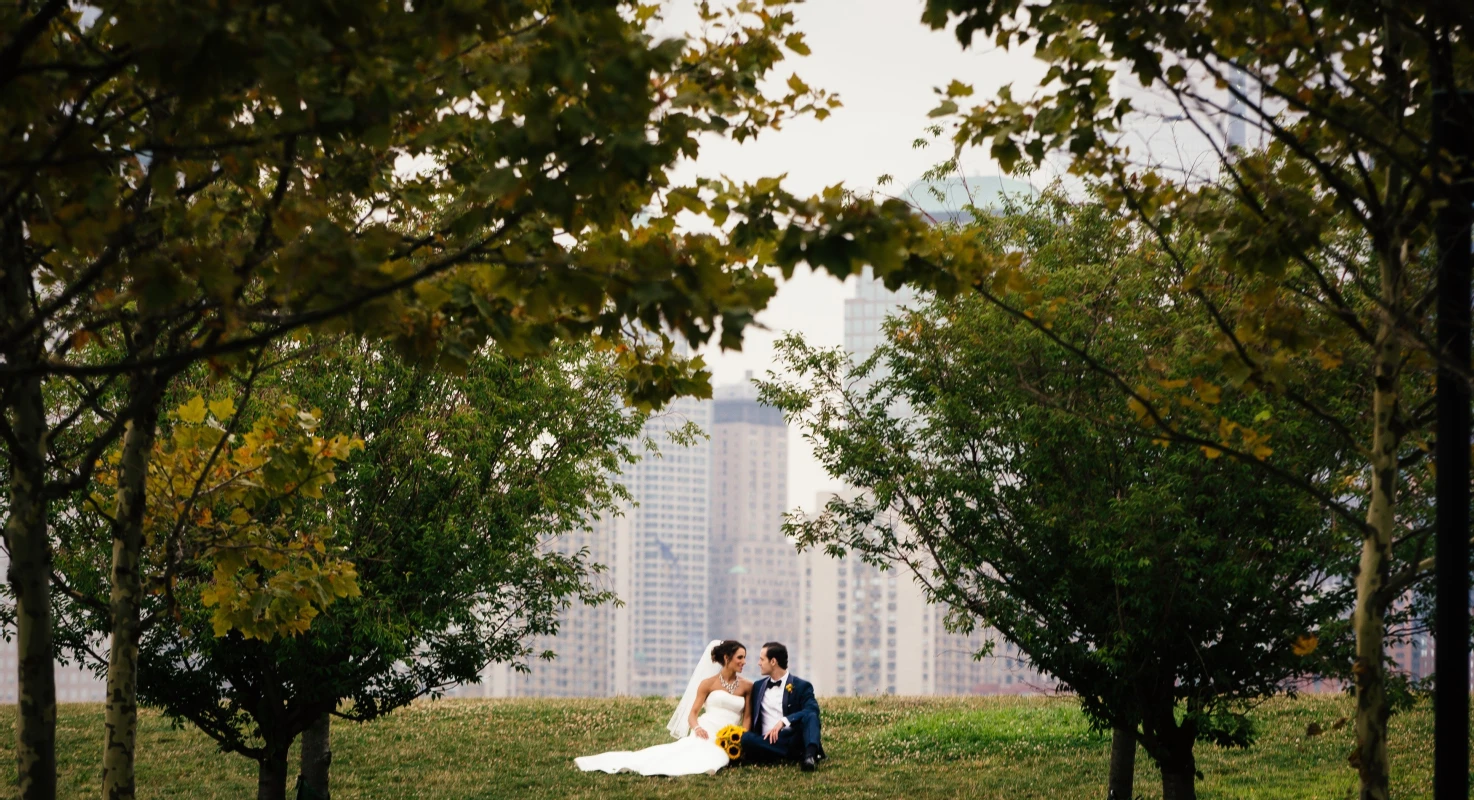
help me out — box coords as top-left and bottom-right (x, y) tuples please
(626, 394), (713, 696)
(461, 394), (712, 698)
(932, 626), (1049, 695)
(708, 376), (795, 678)
(795, 492), (1051, 697)
(1108, 65), (1266, 183)
(461, 509), (630, 699)
(796, 505), (935, 696)
(0, 552), (108, 704)
(795, 180), (1056, 696)
(1388, 632), (1434, 685)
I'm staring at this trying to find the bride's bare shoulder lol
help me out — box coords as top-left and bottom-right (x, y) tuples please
(737, 677), (756, 696)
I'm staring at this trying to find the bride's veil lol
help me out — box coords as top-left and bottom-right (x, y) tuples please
(666, 639), (722, 739)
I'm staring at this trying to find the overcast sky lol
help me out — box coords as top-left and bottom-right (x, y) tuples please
(657, 1), (1048, 512)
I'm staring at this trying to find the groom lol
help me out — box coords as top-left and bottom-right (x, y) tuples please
(742, 642), (825, 771)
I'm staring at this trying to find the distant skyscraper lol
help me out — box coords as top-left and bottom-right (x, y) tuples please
(1226, 66), (1250, 150)
(1110, 65), (1265, 180)
(932, 625), (1048, 695)
(844, 267), (917, 370)
(708, 375), (795, 677)
(466, 509), (628, 699)
(796, 492), (1051, 697)
(796, 498), (935, 696)
(0, 552), (107, 703)
(795, 179), (1055, 696)
(627, 394), (713, 696)
(466, 394), (712, 698)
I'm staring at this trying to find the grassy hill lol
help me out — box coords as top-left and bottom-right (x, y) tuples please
(1, 694), (1437, 798)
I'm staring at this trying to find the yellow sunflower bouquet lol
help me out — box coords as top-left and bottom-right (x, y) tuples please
(715, 725), (744, 761)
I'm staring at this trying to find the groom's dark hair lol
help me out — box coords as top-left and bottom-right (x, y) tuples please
(762, 642), (788, 670)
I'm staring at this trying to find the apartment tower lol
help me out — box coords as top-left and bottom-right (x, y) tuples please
(707, 377), (796, 677)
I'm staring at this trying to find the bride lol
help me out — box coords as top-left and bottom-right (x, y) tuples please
(575, 639), (752, 776)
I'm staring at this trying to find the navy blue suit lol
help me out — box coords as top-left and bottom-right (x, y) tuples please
(741, 674), (825, 764)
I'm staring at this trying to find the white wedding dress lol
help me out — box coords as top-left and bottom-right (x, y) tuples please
(574, 689), (744, 776)
(575, 640), (746, 777)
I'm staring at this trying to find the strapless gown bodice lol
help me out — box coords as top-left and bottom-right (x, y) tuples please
(697, 689), (743, 730)
(575, 690), (744, 777)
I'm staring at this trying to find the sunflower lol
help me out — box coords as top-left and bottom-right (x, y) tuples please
(715, 724), (744, 761)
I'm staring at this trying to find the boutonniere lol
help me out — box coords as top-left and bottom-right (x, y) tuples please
(785, 683), (794, 693)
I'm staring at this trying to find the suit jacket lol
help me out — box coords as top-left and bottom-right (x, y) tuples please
(749, 673), (819, 736)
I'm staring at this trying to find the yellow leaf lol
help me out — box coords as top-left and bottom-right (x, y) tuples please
(1292, 633), (1319, 656)
(414, 281), (452, 308)
(229, 507), (251, 525)
(177, 396), (208, 424)
(209, 397), (237, 421)
(1252, 444), (1274, 460)
(1201, 445), (1223, 459)
(1191, 377), (1222, 404)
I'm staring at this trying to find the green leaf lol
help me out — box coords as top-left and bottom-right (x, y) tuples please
(930, 99), (959, 118)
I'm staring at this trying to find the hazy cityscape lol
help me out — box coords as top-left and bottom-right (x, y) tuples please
(460, 183), (1069, 699)
(0, 178), (1436, 705)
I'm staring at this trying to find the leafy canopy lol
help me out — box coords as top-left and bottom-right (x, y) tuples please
(760, 193), (1354, 780)
(82, 392), (362, 641)
(116, 339), (648, 763)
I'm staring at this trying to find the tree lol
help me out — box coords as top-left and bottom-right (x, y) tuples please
(64, 382), (365, 778)
(902, 2), (1471, 796)
(0, 2), (934, 796)
(52, 339), (647, 800)
(760, 194), (1356, 800)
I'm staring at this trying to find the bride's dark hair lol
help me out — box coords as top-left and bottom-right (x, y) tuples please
(711, 640), (745, 665)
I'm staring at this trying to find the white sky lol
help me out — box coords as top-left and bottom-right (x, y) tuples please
(659, 0), (1049, 512)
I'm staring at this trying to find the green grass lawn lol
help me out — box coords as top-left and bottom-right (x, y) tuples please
(0, 694), (1439, 798)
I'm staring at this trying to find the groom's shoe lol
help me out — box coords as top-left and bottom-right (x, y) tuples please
(800, 755), (817, 772)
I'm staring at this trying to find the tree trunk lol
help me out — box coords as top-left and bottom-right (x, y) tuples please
(1107, 724), (1136, 799)
(299, 712), (332, 800)
(1145, 703), (1196, 800)
(1351, 260), (1401, 800)
(1160, 765), (1197, 800)
(101, 375), (160, 800)
(2, 210), (57, 800)
(3, 375), (56, 800)
(1155, 729), (1197, 800)
(257, 745), (291, 800)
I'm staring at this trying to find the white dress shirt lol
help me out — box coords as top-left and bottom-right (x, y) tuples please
(761, 674), (789, 733)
